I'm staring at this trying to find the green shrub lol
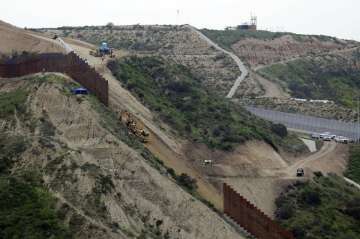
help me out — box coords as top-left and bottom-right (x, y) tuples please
(345, 145), (360, 183)
(259, 56), (360, 108)
(276, 175), (360, 239)
(0, 174), (72, 239)
(200, 29), (341, 51)
(0, 133), (27, 174)
(176, 173), (197, 191)
(200, 29), (288, 50)
(271, 123), (288, 138)
(0, 89), (28, 118)
(108, 56), (302, 152)
(95, 174), (114, 194)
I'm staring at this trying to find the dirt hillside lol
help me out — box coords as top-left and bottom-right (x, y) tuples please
(0, 20), (64, 55)
(40, 25), (240, 96)
(1, 22), (350, 232)
(64, 35), (349, 220)
(1, 75), (245, 239)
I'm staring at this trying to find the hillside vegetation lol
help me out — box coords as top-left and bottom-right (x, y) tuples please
(0, 86), (73, 239)
(345, 145), (360, 184)
(200, 29), (290, 50)
(259, 51), (360, 108)
(276, 174), (360, 239)
(0, 74), (245, 239)
(200, 28), (356, 68)
(108, 56), (306, 152)
(201, 28), (346, 50)
(241, 97), (360, 122)
(0, 173), (73, 239)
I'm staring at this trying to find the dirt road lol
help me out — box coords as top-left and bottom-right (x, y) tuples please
(250, 71), (289, 98)
(186, 25), (248, 98)
(283, 141), (337, 177)
(344, 177), (360, 190)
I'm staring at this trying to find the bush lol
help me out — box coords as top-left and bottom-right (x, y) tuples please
(313, 171), (323, 177)
(259, 57), (360, 109)
(0, 174), (72, 239)
(301, 189), (321, 206)
(108, 56), (298, 152)
(276, 202), (295, 220)
(271, 123), (288, 137)
(276, 175), (360, 239)
(0, 133), (27, 174)
(345, 145), (360, 184)
(176, 173), (197, 191)
(0, 89), (28, 119)
(344, 199), (360, 220)
(166, 168), (176, 178)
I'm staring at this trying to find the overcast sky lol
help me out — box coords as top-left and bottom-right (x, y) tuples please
(2, 0), (360, 40)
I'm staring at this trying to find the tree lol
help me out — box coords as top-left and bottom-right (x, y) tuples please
(106, 22), (114, 29)
(176, 173), (197, 191)
(271, 123), (288, 138)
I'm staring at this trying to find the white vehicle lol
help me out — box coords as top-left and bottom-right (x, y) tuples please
(203, 160), (213, 165)
(319, 132), (335, 139)
(311, 133), (321, 139)
(335, 136), (350, 144)
(322, 135), (332, 141)
(319, 132), (330, 138)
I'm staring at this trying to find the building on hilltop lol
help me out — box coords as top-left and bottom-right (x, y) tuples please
(238, 15), (257, 31)
(226, 15), (257, 31)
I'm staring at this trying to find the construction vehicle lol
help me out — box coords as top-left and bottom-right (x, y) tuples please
(296, 168), (305, 177)
(89, 42), (114, 57)
(120, 111), (149, 143)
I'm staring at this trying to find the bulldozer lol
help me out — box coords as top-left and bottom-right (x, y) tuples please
(89, 42), (114, 58)
(120, 111), (149, 143)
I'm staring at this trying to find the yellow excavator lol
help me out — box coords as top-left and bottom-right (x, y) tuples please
(120, 111), (149, 143)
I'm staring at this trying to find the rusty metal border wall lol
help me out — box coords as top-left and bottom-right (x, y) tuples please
(0, 52), (108, 106)
(223, 183), (295, 239)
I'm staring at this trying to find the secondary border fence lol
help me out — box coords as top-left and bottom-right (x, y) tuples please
(0, 52), (109, 106)
(246, 106), (360, 141)
(223, 183), (295, 239)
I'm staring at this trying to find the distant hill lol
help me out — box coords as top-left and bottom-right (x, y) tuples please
(200, 28), (359, 68)
(258, 49), (360, 108)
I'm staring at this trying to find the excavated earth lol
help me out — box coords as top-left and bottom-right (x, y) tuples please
(0, 75), (246, 239)
(231, 34), (358, 69)
(0, 20), (64, 55)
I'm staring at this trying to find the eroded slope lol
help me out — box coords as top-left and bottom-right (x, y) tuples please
(0, 75), (244, 239)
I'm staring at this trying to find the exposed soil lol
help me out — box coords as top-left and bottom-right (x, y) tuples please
(4, 76), (245, 239)
(232, 34), (356, 68)
(0, 20), (64, 54)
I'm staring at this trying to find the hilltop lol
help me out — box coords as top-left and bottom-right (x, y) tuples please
(0, 20), (64, 55)
(200, 28), (360, 119)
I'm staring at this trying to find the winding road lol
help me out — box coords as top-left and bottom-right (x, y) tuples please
(186, 25), (248, 98)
